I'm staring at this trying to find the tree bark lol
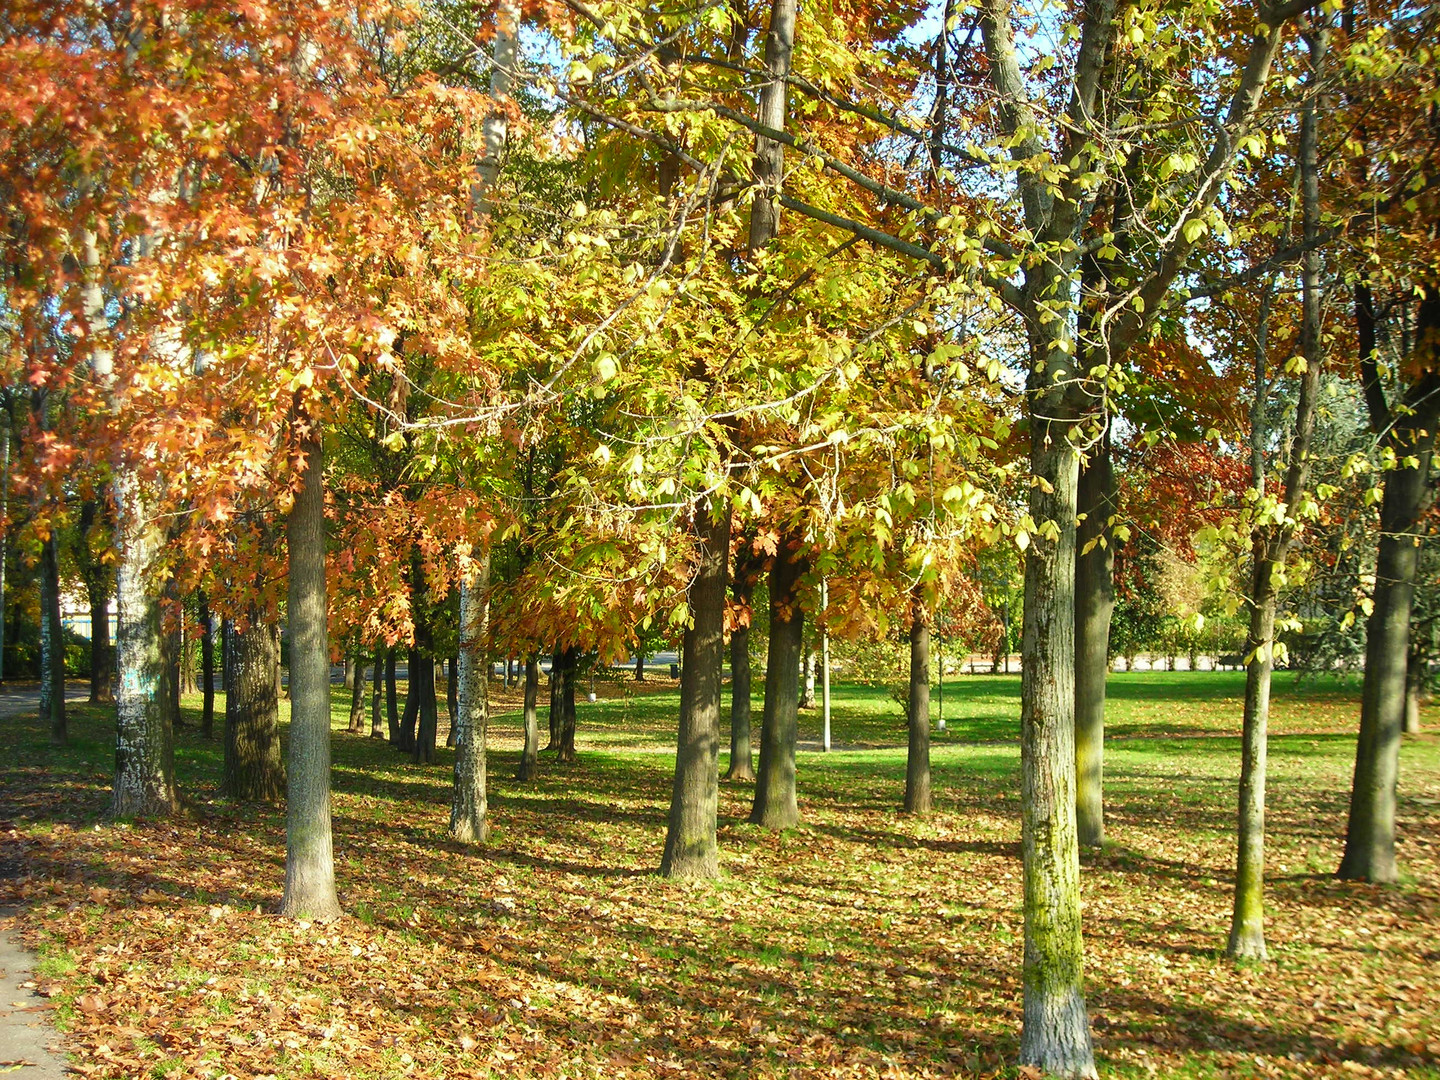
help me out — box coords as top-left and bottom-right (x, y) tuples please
(1073, 435), (1115, 848)
(40, 529), (66, 745)
(385, 648), (399, 742)
(279, 434), (342, 921)
(222, 615), (285, 802)
(450, 557), (492, 843)
(546, 649), (562, 750)
(348, 649), (366, 734)
(445, 655), (460, 748)
(1404, 645), (1425, 735)
(750, 543), (805, 829)
(199, 592), (214, 738)
(412, 655), (439, 764)
(370, 647), (385, 738)
(111, 470), (179, 818)
(518, 656), (540, 780)
(1229, 543), (1278, 959)
(905, 588), (932, 816)
(399, 647), (420, 752)
(725, 577), (756, 781)
(661, 498), (731, 878)
(557, 647), (578, 762)
(635, 651), (645, 681)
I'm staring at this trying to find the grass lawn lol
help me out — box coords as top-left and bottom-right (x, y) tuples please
(1, 669), (1438, 1078)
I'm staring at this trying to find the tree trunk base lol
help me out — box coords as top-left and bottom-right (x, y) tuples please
(1226, 922), (1267, 962)
(1020, 986), (1097, 1080)
(724, 760), (756, 782)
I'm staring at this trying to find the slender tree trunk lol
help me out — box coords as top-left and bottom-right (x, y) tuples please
(1228, 544), (1277, 959)
(199, 592), (214, 738)
(87, 567), (115, 705)
(518, 656), (540, 780)
(1073, 436), (1115, 848)
(223, 616), (285, 802)
(1404, 646), (1425, 735)
(725, 579), (756, 781)
(399, 647), (420, 752)
(905, 589), (932, 816)
(385, 648), (398, 742)
(558, 647), (578, 762)
(348, 649), (366, 734)
(162, 612), (181, 732)
(661, 498), (731, 878)
(450, 557), (492, 843)
(546, 650), (562, 750)
(344, 655), (358, 692)
(279, 434), (341, 921)
(800, 646), (816, 709)
(40, 530), (66, 745)
(370, 647), (384, 738)
(413, 655), (439, 764)
(111, 470), (179, 818)
(751, 544), (805, 829)
(635, 651), (644, 681)
(445, 655), (459, 748)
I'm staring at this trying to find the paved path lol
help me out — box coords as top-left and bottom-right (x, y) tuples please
(1, 682), (89, 1076)
(0, 912), (68, 1078)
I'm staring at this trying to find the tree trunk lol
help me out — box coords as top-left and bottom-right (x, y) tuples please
(87, 564), (115, 705)
(450, 558), (492, 843)
(40, 530), (66, 745)
(1404, 646), (1425, 735)
(344, 655), (358, 692)
(222, 616), (285, 802)
(750, 544), (805, 829)
(412, 655), (439, 764)
(518, 657), (540, 780)
(399, 647), (420, 752)
(111, 470), (179, 818)
(1340, 455), (1434, 881)
(557, 647), (578, 762)
(635, 651), (644, 681)
(162, 613), (181, 732)
(370, 647), (384, 738)
(348, 649), (366, 734)
(905, 589), (932, 816)
(725, 578), (756, 781)
(385, 648), (398, 742)
(445, 655), (459, 748)
(1017, 429), (1095, 1078)
(198, 592), (214, 738)
(1228, 543), (1278, 959)
(661, 498), (731, 878)
(800, 646), (816, 709)
(546, 650), (562, 750)
(1073, 436), (1115, 848)
(279, 434), (342, 921)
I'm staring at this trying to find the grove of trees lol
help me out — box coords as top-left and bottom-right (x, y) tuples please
(2, 0), (1437, 1075)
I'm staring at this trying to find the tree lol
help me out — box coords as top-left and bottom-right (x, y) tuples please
(222, 615), (285, 802)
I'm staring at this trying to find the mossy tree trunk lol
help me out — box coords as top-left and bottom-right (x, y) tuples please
(1073, 435), (1114, 849)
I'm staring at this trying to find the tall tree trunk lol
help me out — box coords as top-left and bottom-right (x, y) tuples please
(1232, 36), (1327, 952)
(1228, 543), (1278, 959)
(399, 647), (420, 752)
(370, 647), (385, 738)
(348, 649), (366, 733)
(661, 498), (731, 878)
(222, 615), (285, 802)
(799, 646), (816, 709)
(412, 655), (439, 764)
(518, 656), (540, 780)
(557, 647), (578, 762)
(546, 649), (562, 750)
(450, 556), (492, 843)
(111, 470), (179, 818)
(40, 529), (66, 745)
(199, 592), (214, 738)
(1404, 645), (1425, 735)
(635, 651), (644, 681)
(279, 434), (341, 921)
(1073, 434), (1114, 848)
(725, 578), (755, 781)
(343, 654), (358, 692)
(385, 648), (398, 742)
(1017, 425), (1094, 1077)
(86, 559), (115, 704)
(162, 612), (181, 732)
(751, 543), (805, 829)
(905, 588), (932, 816)
(445, 655), (459, 748)
(1340, 422), (1437, 881)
